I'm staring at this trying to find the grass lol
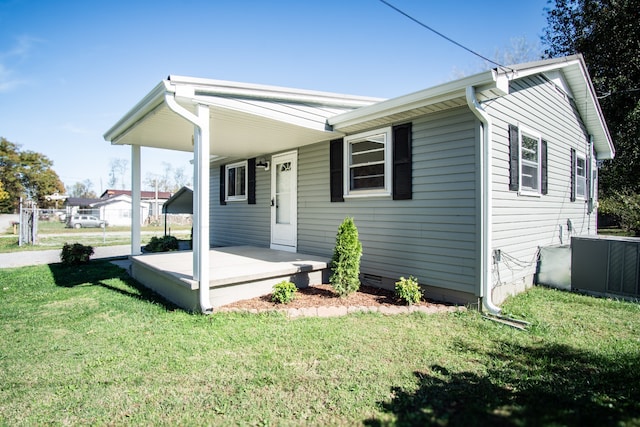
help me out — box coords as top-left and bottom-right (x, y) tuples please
(1, 262), (639, 426)
(0, 223), (191, 253)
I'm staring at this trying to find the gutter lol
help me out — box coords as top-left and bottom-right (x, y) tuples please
(465, 86), (501, 315)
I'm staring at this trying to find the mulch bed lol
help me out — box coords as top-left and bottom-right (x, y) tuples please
(220, 284), (456, 311)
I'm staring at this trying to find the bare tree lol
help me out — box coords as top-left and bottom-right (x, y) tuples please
(67, 179), (97, 198)
(108, 158), (129, 189)
(450, 36), (542, 79)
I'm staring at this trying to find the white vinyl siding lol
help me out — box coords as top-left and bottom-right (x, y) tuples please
(488, 75), (596, 294)
(211, 162), (270, 247)
(299, 108), (478, 299)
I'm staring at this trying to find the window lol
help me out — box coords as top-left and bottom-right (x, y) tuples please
(519, 129), (541, 193)
(225, 161), (247, 201)
(344, 127), (392, 197)
(508, 125), (548, 195)
(575, 153), (587, 199)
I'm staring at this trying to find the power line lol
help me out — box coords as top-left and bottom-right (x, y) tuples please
(378, 0), (514, 72)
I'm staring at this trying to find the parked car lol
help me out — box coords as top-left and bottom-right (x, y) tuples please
(66, 215), (107, 229)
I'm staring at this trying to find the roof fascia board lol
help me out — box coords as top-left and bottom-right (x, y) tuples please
(510, 55), (613, 159)
(573, 58), (615, 159)
(328, 70), (497, 129)
(103, 81), (169, 143)
(168, 75), (383, 108)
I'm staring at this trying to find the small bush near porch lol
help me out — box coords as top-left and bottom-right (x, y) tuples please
(1, 262), (639, 426)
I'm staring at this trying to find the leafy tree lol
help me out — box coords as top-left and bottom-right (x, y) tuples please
(0, 181), (9, 202)
(542, 0), (640, 196)
(0, 137), (64, 212)
(20, 150), (66, 207)
(66, 179), (97, 199)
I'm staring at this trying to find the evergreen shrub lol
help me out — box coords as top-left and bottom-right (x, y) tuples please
(330, 217), (362, 297)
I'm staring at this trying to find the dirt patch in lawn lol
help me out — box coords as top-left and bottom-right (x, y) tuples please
(220, 284), (458, 311)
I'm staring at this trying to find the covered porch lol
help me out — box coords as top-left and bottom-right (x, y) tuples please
(103, 76), (380, 313)
(131, 246), (329, 311)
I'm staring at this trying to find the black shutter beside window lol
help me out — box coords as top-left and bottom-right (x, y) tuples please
(330, 138), (344, 202)
(219, 165), (227, 206)
(392, 123), (412, 200)
(570, 148), (576, 202)
(541, 139), (548, 195)
(248, 158), (256, 205)
(508, 124), (520, 191)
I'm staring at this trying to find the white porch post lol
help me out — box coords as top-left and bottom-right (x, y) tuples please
(193, 104), (212, 313)
(131, 145), (142, 255)
(163, 93), (212, 313)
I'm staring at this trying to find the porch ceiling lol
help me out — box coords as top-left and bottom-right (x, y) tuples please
(112, 102), (344, 158)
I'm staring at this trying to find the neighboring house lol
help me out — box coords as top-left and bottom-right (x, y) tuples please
(63, 197), (101, 217)
(103, 55), (614, 313)
(91, 194), (150, 227)
(100, 189), (173, 219)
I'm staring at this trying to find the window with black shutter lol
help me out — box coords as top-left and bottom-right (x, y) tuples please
(508, 124), (547, 196)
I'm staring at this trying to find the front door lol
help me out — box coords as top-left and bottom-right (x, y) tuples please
(270, 151), (297, 252)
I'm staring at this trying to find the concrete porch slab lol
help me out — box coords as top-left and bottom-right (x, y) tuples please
(130, 246), (330, 311)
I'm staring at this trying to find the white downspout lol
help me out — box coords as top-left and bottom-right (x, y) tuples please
(466, 86), (501, 315)
(165, 92), (213, 314)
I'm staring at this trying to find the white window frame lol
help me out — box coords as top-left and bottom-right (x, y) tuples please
(575, 153), (587, 199)
(225, 161), (248, 202)
(519, 127), (542, 196)
(344, 127), (392, 198)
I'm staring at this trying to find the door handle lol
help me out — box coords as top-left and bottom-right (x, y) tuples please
(271, 198), (275, 207)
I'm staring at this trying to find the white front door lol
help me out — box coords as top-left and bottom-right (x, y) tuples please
(270, 151), (297, 252)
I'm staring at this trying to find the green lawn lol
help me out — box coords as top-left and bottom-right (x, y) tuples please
(0, 224), (191, 253)
(1, 262), (639, 426)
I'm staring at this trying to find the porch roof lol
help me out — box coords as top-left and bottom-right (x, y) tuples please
(163, 186), (193, 214)
(103, 76), (383, 159)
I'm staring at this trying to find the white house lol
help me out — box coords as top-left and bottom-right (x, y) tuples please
(91, 194), (150, 227)
(103, 55), (614, 313)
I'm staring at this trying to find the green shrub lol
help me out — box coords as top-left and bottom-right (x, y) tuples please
(144, 235), (179, 252)
(395, 276), (422, 305)
(60, 242), (94, 265)
(330, 217), (362, 297)
(271, 281), (297, 304)
(599, 191), (640, 236)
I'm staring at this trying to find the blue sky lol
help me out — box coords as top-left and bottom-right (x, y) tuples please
(0, 0), (549, 194)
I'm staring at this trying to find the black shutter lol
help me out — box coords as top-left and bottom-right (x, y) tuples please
(509, 124), (520, 191)
(330, 138), (344, 202)
(570, 148), (576, 202)
(247, 158), (256, 205)
(219, 165), (226, 205)
(541, 139), (548, 195)
(392, 123), (412, 200)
